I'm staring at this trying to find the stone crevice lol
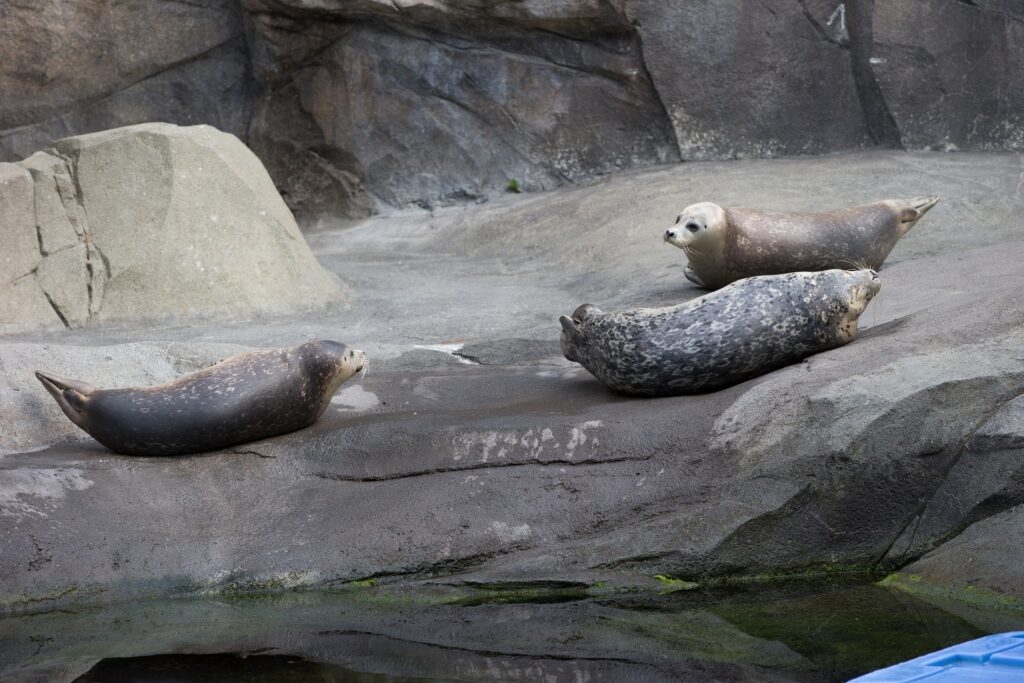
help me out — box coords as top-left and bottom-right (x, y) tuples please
(308, 453), (652, 483)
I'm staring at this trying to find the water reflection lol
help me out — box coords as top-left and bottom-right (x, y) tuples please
(73, 653), (429, 683)
(3, 581), (1023, 683)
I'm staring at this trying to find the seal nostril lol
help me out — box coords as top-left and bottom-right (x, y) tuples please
(686, 222), (700, 233)
(665, 230), (675, 238)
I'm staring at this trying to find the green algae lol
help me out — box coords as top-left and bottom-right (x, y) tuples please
(880, 573), (1024, 612)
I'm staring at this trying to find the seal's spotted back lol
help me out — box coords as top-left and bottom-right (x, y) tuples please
(560, 269), (880, 397)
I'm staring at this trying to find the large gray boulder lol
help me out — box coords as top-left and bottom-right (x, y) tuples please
(898, 504), (1024, 604)
(0, 123), (341, 333)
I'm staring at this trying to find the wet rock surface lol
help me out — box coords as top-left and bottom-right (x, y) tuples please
(1, 151), (1023, 615)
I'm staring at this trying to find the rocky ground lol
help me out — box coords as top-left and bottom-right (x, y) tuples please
(2, 148), (1024, 623)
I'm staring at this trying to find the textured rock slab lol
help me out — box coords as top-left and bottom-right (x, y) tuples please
(0, 0), (252, 161)
(249, 15), (678, 215)
(626, 0), (872, 159)
(971, 396), (1024, 453)
(4, 242), (1024, 613)
(0, 123), (341, 331)
(872, 0), (1024, 151)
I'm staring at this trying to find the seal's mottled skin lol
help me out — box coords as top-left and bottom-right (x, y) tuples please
(35, 340), (366, 455)
(664, 197), (939, 289)
(560, 270), (880, 397)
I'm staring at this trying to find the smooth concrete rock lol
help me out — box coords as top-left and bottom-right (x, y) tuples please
(0, 164), (40, 285)
(2, 151), (1024, 613)
(0, 123), (341, 332)
(0, 0), (252, 161)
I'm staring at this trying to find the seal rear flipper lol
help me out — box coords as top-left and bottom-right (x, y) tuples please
(35, 371), (95, 425)
(897, 196), (940, 235)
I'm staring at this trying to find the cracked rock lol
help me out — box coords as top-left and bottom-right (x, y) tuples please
(0, 123), (342, 332)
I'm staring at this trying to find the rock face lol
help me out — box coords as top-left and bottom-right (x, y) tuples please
(872, 0), (1024, 151)
(626, 0), (874, 159)
(244, 0), (680, 216)
(0, 0), (253, 162)
(4, 1), (1021, 219)
(0, 123), (340, 333)
(2, 151), (1024, 614)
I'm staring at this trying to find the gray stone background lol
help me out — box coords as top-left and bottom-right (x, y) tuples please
(2, 0), (1024, 665)
(2, 0), (1022, 220)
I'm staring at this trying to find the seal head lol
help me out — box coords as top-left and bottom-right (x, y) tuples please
(36, 340), (367, 455)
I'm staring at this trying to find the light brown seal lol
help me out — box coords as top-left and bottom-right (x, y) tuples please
(35, 340), (366, 455)
(663, 197), (939, 289)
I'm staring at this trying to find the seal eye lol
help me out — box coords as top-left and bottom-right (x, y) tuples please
(685, 222), (701, 233)
(675, 216), (682, 224)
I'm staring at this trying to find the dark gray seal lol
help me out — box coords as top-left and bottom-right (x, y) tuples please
(663, 197), (939, 289)
(559, 269), (880, 397)
(36, 340), (366, 455)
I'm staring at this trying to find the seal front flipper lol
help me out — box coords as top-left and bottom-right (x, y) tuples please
(896, 196), (940, 235)
(684, 265), (707, 288)
(35, 371), (95, 429)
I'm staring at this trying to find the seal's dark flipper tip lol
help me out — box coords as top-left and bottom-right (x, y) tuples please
(899, 196), (940, 232)
(35, 370), (95, 412)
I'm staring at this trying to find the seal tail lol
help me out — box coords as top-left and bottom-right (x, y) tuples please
(897, 195), (940, 236)
(35, 371), (95, 424)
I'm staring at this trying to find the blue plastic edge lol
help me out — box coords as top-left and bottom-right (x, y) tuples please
(848, 632), (1024, 682)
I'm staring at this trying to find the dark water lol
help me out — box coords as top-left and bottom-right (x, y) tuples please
(4, 581), (1024, 683)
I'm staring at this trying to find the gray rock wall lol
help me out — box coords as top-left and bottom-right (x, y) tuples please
(2, 0), (1022, 217)
(0, 0), (253, 160)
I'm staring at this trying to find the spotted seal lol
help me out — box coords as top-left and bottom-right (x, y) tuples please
(35, 340), (366, 455)
(663, 197), (939, 289)
(559, 269), (880, 396)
